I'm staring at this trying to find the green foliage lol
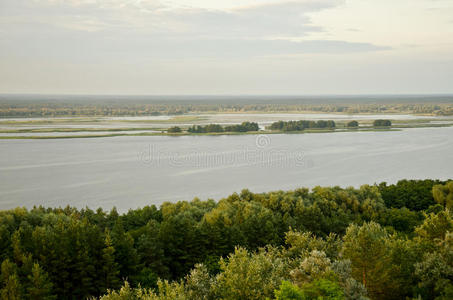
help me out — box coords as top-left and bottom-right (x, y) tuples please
(373, 119), (392, 127)
(342, 222), (391, 299)
(101, 232), (121, 293)
(378, 179), (445, 211)
(275, 281), (304, 300)
(0, 181), (452, 299)
(26, 263), (55, 300)
(346, 121), (359, 128)
(167, 126), (182, 133)
(290, 250), (333, 286)
(2, 98), (453, 117)
(224, 121), (259, 132)
(111, 220), (139, 281)
(269, 120), (336, 131)
(184, 264), (216, 300)
(384, 237), (421, 299)
(152, 280), (187, 300)
(378, 207), (423, 233)
(299, 278), (345, 300)
(98, 281), (156, 300)
(415, 210), (453, 241)
(432, 181), (453, 209)
(188, 124), (223, 133)
(215, 247), (290, 299)
(331, 260), (368, 300)
(188, 122), (259, 133)
(285, 230), (341, 259)
(415, 232), (453, 299)
(0, 259), (22, 300)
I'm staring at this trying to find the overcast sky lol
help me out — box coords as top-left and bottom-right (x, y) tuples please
(0, 0), (452, 95)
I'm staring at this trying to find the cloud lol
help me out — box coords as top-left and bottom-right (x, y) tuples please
(234, 0), (342, 13)
(0, 0), (387, 62)
(1, 0), (341, 36)
(112, 38), (390, 58)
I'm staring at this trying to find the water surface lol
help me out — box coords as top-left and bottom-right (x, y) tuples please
(1, 127), (452, 211)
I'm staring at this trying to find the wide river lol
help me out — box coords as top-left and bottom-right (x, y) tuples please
(1, 127), (452, 211)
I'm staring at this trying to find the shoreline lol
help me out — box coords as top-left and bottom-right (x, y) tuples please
(0, 113), (452, 139)
(2, 125), (450, 139)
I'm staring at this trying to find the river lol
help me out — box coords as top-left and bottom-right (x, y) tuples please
(0, 127), (452, 211)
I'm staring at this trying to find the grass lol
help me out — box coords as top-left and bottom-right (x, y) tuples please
(0, 132), (166, 140)
(0, 127), (161, 133)
(118, 115), (207, 123)
(0, 115), (206, 126)
(0, 118), (103, 125)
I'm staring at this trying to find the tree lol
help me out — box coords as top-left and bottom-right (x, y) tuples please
(378, 207), (422, 233)
(432, 181), (453, 209)
(224, 122), (259, 132)
(204, 124), (224, 133)
(167, 126), (182, 133)
(268, 120), (336, 132)
(0, 259), (22, 300)
(136, 220), (168, 282)
(331, 260), (368, 300)
(373, 119), (391, 127)
(291, 250), (332, 285)
(325, 120), (336, 128)
(100, 232), (120, 293)
(26, 263), (55, 300)
(99, 281), (155, 300)
(378, 179), (444, 211)
(342, 222), (391, 299)
(298, 278), (345, 300)
(346, 121), (359, 128)
(215, 247), (289, 299)
(284, 230), (341, 260)
(275, 281), (304, 300)
(384, 237), (420, 299)
(111, 221), (139, 281)
(184, 264), (216, 300)
(415, 232), (453, 299)
(415, 210), (453, 241)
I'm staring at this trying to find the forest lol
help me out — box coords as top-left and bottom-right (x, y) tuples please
(268, 120), (336, 131)
(373, 120), (392, 127)
(187, 122), (259, 133)
(0, 179), (452, 299)
(1, 96), (453, 117)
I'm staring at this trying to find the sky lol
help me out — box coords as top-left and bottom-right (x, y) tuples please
(0, 0), (452, 95)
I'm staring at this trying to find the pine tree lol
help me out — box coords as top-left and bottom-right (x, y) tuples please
(342, 222), (392, 299)
(0, 260), (22, 300)
(26, 263), (55, 300)
(101, 231), (120, 293)
(111, 220), (139, 281)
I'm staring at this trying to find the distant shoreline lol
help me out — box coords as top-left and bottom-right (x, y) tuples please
(1, 112), (452, 139)
(2, 124), (453, 139)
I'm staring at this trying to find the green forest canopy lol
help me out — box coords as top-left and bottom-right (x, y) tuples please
(187, 122), (259, 133)
(268, 120), (336, 131)
(0, 179), (452, 299)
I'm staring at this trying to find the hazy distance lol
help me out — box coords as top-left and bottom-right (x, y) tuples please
(1, 0), (453, 95)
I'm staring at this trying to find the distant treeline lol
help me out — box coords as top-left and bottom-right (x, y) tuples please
(268, 120), (336, 131)
(1, 99), (453, 117)
(187, 122), (259, 133)
(267, 119), (392, 131)
(0, 179), (452, 299)
(373, 119), (392, 126)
